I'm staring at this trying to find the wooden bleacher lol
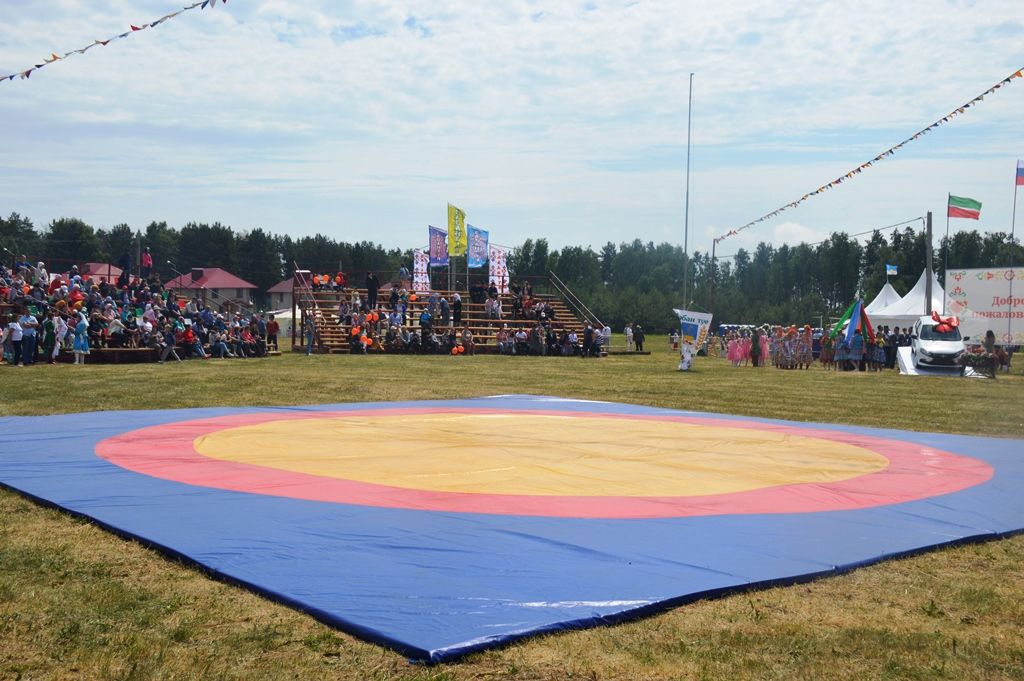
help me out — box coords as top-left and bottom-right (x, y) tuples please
(291, 282), (599, 355)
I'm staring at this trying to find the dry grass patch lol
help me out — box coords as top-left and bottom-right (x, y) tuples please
(1, 343), (1022, 679)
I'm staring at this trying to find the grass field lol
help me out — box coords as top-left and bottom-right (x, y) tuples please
(2, 340), (1023, 680)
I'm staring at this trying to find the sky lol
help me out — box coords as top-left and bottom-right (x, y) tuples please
(0, 0), (1022, 256)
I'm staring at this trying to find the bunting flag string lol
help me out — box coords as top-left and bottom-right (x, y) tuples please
(2, 1), (227, 84)
(713, 65), (1024, 246)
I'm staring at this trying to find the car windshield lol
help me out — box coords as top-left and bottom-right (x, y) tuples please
(919, 324), (962, 341)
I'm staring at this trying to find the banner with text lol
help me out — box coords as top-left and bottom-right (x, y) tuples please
(412, 250), (430, 292)
(448, 204), (467, 256)
(428, 226), (448, 267)
(944, 267), (1024, 345)
(467, 226), (489, 268)
(488, 245), (509, 293)
(673, 308), (713, 371)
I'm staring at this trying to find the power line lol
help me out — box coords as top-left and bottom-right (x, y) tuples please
(715, 217), (924, 260)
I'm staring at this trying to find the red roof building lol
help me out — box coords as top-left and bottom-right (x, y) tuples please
(267, 277), (294, 311)
(63, 262), (123, 281)
(166, 267), (258, 311)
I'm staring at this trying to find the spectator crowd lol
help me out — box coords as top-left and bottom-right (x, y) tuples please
(301, 271), (613, 358)
(1, 256), (278, 366)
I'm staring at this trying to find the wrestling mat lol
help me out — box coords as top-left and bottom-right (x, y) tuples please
(1, 395), (1021, 662)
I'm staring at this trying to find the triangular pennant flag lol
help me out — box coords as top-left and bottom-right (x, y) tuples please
(96, 39), (110, 46)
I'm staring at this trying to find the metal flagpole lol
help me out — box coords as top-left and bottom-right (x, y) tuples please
(681, 72), (694, 310)
(1008, 165), (1019, 342)
(924, 211), (933, 317)
(943, 194), (950, 313)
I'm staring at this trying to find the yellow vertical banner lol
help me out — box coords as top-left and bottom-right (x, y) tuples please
(447, 203), (467, 256)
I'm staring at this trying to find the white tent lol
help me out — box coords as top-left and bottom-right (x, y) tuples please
(864, 281), (903, 315)
(871, 270), (944, 330)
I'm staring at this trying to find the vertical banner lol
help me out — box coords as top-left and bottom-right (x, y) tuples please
(488, 245), (509, 293)
(412, 250), (430, 292)
(673, 308), (713, 371)
(467, 226), (489, 268)
(447, 203), (467, 256)
(428, 226), (449, 267)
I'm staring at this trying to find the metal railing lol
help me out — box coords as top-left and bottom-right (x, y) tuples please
(547, 270), (603, 329)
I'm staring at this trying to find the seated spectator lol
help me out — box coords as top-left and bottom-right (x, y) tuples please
(460, 327), (475, 355)
(546, 326), (559, 354)
(496, 326), (512, 355)
(179, 322), (207, 358)
(107, 316), (127, 348)
(514, 327), (529, 355)
(529, 324), (545, 356)
(209, 329), (231, 358)
(591, 329), (604, 357)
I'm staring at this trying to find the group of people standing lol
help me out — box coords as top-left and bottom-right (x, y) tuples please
(722, 326), (815, 370)
(717, 324), (919, 372)
(623, 323), (646, 352)
(822, 325), (907, 372)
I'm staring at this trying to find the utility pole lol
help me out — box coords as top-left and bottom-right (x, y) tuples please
(924, 211), (933, 316)
(709, 239), (717, 320)
(681, 72), (694, 310)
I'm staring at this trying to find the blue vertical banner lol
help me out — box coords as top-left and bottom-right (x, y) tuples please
(428, 226), (449, 267)
(673, 308), (713, 371)
(467, 225), (489, 268)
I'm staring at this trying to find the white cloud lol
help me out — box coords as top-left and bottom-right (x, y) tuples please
(772, 221), (817, 245)
(0, 0), (1021, 253)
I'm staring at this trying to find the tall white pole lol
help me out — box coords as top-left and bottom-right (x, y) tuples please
(681, 72), (693, 310)
(1008, 166), (1019, 342)
(943, 194), (950, 314)
(924, 211), (933, 317)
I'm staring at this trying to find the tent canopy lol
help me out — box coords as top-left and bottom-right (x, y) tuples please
(864, 282), (903, 315)
(871, 270), (943, 329)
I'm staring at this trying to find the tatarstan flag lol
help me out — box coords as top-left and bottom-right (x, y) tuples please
(948, 195), (982, 220)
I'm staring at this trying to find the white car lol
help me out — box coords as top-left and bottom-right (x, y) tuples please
(910, 315), (968, 368)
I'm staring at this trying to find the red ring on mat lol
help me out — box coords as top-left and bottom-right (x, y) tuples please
(95, 408), (993, 519)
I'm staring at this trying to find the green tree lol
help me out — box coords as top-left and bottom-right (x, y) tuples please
(143, 221), (181, 280)
(0, 212), (40, 259)
(40, 217), (102, 265)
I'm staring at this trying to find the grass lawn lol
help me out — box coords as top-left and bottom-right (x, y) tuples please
(2, 339), (1022, 680)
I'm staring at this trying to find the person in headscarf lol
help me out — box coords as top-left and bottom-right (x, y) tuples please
(72, 311), (90, 365)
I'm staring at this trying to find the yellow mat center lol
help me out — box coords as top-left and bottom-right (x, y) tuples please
(194, 414), (888, 497)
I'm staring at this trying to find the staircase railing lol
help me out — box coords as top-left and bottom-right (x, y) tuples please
(547, 270), (603, 329)
(292, 266), (326, 349)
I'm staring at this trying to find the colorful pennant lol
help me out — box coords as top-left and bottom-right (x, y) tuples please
(713, 66), (1024, 245)
(2, 1), (227, 83)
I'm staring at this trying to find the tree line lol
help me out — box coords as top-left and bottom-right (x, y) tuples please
(2, 212), (1020, 331)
